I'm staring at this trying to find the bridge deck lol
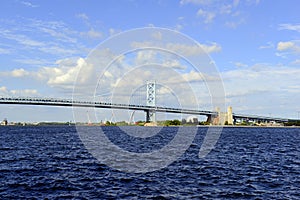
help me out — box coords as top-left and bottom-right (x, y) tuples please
(0, 97), (217, 116)
(0, 97), (292, 122)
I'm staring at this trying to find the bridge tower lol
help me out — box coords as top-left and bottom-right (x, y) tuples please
(227, 106), (233, 125)
(146, 81), (156, 122)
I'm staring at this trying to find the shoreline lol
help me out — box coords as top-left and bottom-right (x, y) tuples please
(1, 124), (299, 128)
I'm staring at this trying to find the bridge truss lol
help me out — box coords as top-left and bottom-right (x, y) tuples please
(0, 97), (293, 123)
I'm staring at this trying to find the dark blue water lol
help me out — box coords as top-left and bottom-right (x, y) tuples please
(0, 126), (299, 199)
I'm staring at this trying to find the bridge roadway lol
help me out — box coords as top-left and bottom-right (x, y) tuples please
(233, 114), (289, 123)
(0, 97), (291, 123)
(0, 97), (217, 117)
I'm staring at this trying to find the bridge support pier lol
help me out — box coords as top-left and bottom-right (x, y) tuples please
(206, 115), (212, 124)
(206, 114), (218, 125)
(145, 110), (155, 123)
(146, 110), (150, 123)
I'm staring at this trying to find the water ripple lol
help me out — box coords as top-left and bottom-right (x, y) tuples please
(0, 126), (299, 199)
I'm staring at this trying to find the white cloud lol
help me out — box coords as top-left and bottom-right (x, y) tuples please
(224, 18), (245, 29)
(157, 87), (172, 95)
(14, 58), (53, 66)
(166, 42), (221, 55)
(135, 50), (157, 65)
(291, 59), (300, 65)
(162, 60), (186, 70)
(131, 41), (221, 56)
(104, 71), (113, 78)
(0, 86), (39, 97)
(181, 0), (255, 28)
(222, 64), (300, 115)
(0, 30), (45, 47)
(38, 58), (87, 87)
(10, 89), (39, 96)
(0, 57), (89, 91)
(20, 1), (39, 8)
(259, 42), (274, 49)
(0, 86), (8, 93)
(77, 13), (89, 21)
(233, 0), (240, 7)
(152, 31), (163, 40)
(279, 23), (300, 33)
(109, 28), (122, 36)
(0, 18), (87, 60)
(233, 62), (248, 68)
(197, 9), (216, 24)
(220, 4), (233, 15)
(199, 42), (222, 53)
(277, 40), (300, 54)
(40, 27), (77, 43)
(182, 70), (204, 82)
(0, 68), (30, 78)
(277, 41), (294, 51)
(80, 29), (102, 39)
(0, 47), (10, 54)
(39, 46), (79, 55)
(11, 68), (29, 77)
(180, 0), (212, 5)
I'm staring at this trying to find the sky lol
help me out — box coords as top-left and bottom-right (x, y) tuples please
(0, 0), (299, 122)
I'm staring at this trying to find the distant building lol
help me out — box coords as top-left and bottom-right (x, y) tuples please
(211, 107), (233, 125)
(1, 118), (8, 126)
(192, 118), (199, 124)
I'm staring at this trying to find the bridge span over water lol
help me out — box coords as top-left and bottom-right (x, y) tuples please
(0, 97), (291, 124)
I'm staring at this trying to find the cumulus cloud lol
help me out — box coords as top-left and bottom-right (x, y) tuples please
(0, 86), (8, 93)
(277, 40), (300, 54)
(182, 70), (204, 82)
(11, 68), (29, 77)
(277, 41), (295, 51)
(162, 60), (186, 70)
(35, 57), (90, 88)
(0, 57), (89, 91)
(46, 59), (82, 86)
(0, 68), (30, 78)
(1, 44), (219, 110)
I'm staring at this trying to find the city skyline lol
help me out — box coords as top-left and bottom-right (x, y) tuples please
(0, 0), (300, 122)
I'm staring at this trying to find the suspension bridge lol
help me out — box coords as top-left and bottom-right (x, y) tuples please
(0, 96), (292, 124)
(0, 96), (217, 121)
(0, 81), (294, 124)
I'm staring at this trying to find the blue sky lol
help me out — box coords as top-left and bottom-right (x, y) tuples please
(0, 0), (299, 122)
